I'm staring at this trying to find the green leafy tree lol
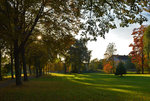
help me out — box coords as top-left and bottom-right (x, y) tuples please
(0, 0), (80, 85)
(144, 25), (150, 68)
(68, 39), (91, 73)
(0, 46), (2, 80)
(0, 39), (7, 80)
(124, 58), (136, 71)
(3, 63), (11, 76)
(27, 42), (48, 77)
(0, 0), (150, 85)
(89, 58), (100, 71)
(78, 0), (148, 40)
(115, 62), (126, 76)
(98, 60), (103, 70)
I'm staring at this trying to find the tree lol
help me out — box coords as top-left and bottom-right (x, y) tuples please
(124, 58), (136, 71)
(10, 46), (14, 79)
(98, 60), (103, 70)
(89, 58), (100, 71)
(103, 61), (113, 74)
(26, 42), (48, 78)
(0, 0), (80, 85)
(78, 0), (148, 40)
(115, 62), (126, 76)
(0, 46), (2, 81)
(129, 25), (146, 74)
(0, 0), (150, 85)
(104, 43), (117, 59)
(0, 39), (7, 80)
(67, 39), (91, 73)
(144, 25), (150, 68)
(104, 43), (117, 73)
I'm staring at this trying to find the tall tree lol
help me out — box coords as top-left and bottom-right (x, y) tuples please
(0, 0), (149, 85)
(26, 42), (48, 77)
(68, 39), (91, 73)
(0, 39), (7, 80)
(0, 46), (2, 81)
(104, 43), (117, 73)
(129, 25), (146, 74)
(78, 0), (148, 40)
(10, 46), (14, 79)
(0, 0), (80, 85)
(144, 25), (150, 68)
(104, 43), (117, 59)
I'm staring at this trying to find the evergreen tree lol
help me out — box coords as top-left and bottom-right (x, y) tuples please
(115, 62), (126, 76)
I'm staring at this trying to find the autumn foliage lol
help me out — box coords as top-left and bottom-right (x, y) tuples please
(103, 62), (113, 74)
(129, 25), (147, 73)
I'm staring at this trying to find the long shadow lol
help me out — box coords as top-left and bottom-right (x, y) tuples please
(68, 73), (150, 97)
(1, 73), (150, 101)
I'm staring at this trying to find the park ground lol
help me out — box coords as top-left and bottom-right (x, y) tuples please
(0, 73), (150, 101)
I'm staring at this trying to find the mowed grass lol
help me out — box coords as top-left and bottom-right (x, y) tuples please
(0, 73), (150, 101)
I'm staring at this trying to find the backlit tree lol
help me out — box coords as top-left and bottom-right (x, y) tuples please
(129, 25), (147, 74)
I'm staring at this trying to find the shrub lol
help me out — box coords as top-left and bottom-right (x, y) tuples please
(115, 62), (126, 76)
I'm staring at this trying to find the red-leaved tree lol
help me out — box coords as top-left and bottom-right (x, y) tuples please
(129, 25), (146, 74)
(103, 62), (113, 74)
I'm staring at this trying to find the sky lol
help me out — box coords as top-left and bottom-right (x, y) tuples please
(87, 13), (150, 60)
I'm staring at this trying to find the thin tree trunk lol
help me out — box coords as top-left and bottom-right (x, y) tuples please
(45, 64), (47, 75)
(141, 51), (144, 74)
(47, 64), (49, 75)
(36, 66), (39, 78)
(42, 67), (44, 75)
(0, 48), (2, 81)
(39, 65), (42, 76)
(78, 63), (81, 74)
(64, 63), (67, 74)
(46, 64), (48, 75)
(112, 55), (115, 74)
(10, 47), (14, 79)
(48, 65), (50, 74)
(14, 41), (22, 85)
(21, 47), (28, 81)
(35, 59), (39, 78)
(29, 63), (32, 75)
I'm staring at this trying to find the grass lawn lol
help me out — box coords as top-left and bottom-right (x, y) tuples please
(0, 73), (150, 101)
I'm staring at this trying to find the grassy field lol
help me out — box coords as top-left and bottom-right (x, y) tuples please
(0, 73), (150, 101)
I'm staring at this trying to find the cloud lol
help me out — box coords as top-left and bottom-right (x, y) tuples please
(88, 11), (150, 60)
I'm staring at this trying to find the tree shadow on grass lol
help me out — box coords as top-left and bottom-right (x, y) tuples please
(67, 73), (150, 100)
(1, 73), (150, 101)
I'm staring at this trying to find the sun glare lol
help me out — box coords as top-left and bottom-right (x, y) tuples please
(37, 35), (42, 40)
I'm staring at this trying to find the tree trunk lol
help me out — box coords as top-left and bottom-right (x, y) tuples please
(78, 63), (81, 74)
(39, 66), (42, 76)
(47, 64), (49, 75)
(21, 47), (28, 81)
(14, 41), (22, 85)
(64, 63), (67, 74)
(28, 64), (32, 75)
(42, 68), (44, 75)
(48, 65), (50, 74)
(141, 51), (144, 74)
(46, 64), (48, 75)
(0, 48), (2, 81)
(36, 66), (39, 78)
(10, 47), (14, 79)
(112, 55), (115, 74)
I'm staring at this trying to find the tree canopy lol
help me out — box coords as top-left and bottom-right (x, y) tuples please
(0, 0), (150, 85)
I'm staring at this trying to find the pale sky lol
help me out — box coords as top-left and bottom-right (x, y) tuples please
(87, 15), (150, 60)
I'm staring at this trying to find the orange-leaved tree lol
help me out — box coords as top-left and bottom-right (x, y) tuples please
(103, 61), (113, 74)
(129, 25), (147, 74)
